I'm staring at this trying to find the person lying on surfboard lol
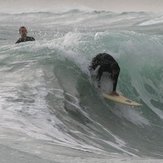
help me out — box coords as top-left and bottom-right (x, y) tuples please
(16, 26), (35, 44)
(89, 53), (120, 96)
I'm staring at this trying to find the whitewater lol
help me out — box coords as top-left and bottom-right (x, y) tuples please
(0, 10), (163, 162)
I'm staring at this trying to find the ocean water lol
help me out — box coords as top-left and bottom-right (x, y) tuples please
(0, 10), (163, 162)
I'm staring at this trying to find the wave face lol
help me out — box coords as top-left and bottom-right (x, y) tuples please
(0, 10), (163, 162)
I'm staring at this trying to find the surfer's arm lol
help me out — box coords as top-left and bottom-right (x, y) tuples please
(31, 37), (35, 41)
(96, 66), (103, 88)
(15, 38), (21, 44)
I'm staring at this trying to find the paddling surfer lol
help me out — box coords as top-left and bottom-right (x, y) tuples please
(16, 26), (35, 44)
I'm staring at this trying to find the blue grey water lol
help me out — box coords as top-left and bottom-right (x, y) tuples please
(0, 10), (163, 162)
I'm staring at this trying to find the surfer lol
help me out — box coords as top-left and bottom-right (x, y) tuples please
(89, 53), (120, 96)
(16, 26), (35, 44)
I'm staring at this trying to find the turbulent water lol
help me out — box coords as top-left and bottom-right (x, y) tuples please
(0, 10), (163, 162)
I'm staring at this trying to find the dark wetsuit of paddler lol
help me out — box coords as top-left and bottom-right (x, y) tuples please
(16, 36), (35, 44)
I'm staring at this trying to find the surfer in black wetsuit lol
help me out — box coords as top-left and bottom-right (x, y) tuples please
(89, 53), (120, 96)
(16, 26), (35, 44)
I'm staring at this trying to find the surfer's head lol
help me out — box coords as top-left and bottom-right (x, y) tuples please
(19, 26), (28, 38)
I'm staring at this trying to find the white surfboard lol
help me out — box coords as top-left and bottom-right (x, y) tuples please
(103, 93), (142, 107)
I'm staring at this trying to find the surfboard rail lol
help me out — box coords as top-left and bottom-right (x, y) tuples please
(103, 93), (142, 107)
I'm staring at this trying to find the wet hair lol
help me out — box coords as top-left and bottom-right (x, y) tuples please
(19, 26), (27, 32)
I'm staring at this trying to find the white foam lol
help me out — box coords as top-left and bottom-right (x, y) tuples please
(139, 15), (163, 26)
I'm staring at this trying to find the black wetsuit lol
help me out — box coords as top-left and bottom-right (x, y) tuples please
(90, 53), (120, 92)
(16, 36), (35, 44)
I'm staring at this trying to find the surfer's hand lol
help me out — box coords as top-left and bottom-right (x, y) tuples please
(89, 66), (93, 71)
(110, 91), (119, 96)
